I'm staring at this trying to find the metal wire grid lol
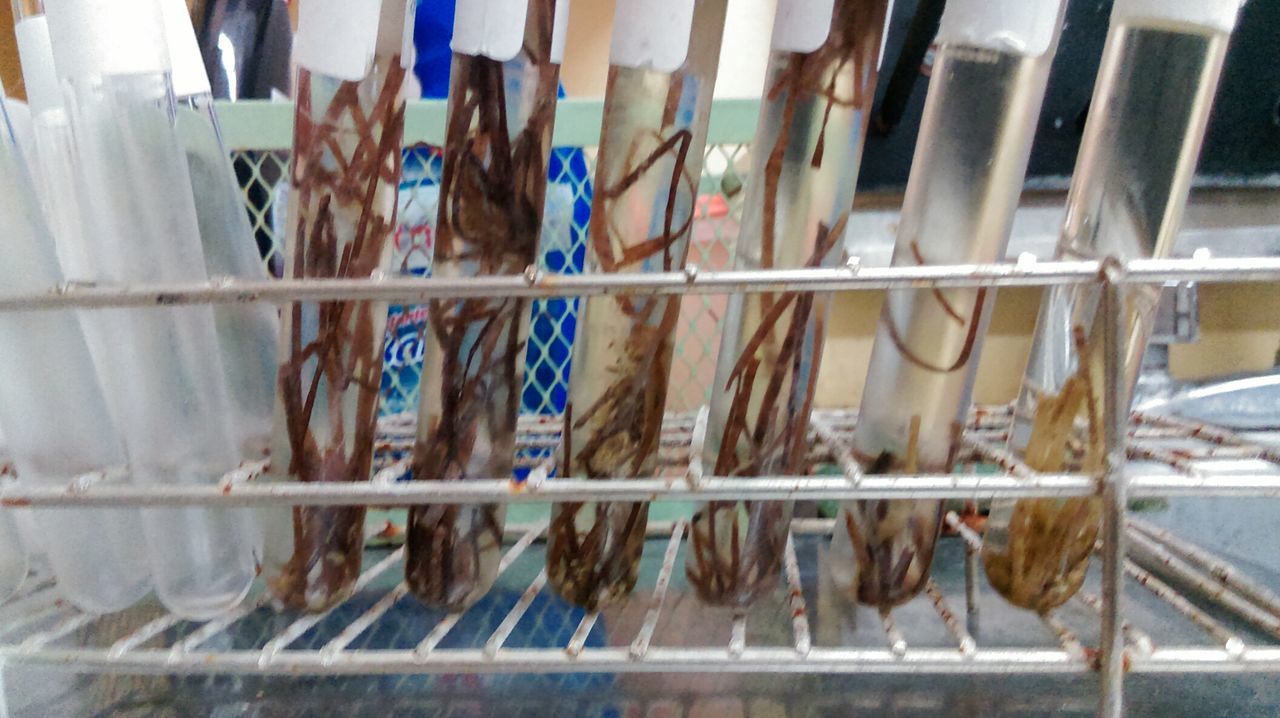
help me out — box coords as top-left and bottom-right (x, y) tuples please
(3, 256), (1280, 718)
(2, 405), (1280, 688)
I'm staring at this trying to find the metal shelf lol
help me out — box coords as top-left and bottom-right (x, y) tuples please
(2, 407), (1280, 683)
(2, 256), (1280, 312)
(2, 258), (1279, 718)
(3, 511), (1280, 679)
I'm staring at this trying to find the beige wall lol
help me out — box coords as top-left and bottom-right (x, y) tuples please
(814, 281), (1280, 409)
(1, 2), (21, 100)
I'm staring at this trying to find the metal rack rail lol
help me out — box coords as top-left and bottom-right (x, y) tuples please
(0, 410), (1278, 679)
(1, 258), (1279, 718)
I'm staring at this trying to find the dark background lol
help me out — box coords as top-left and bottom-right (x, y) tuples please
(858, 0), (1280, 191)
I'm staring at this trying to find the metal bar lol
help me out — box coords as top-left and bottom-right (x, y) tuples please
(965, 540), (981, 637)
(17, 612), (98, 652)
(0, 603), (70, 641)
(1098, 278), (1130, 718)
(1128, 474), (1280, 497)
(565, 611), (599, 658)
(925, 581), (976, 657)
(320, 584), (411, 660)
(783, 533), (812, 657)
(1122, 557), (1244, 656)
(684, 406), (710, 486)
(1127, 530), (1280, 642)
(416, 522), (547, 656)
(630, 519), (687, 659)
(944, 513), (984, 637)
(810, 418), (862, 483)
(258, 548), (405, 662)
(483, 570), (547, 658)
(1129, 517), (1280, 615)
(170, 595), (270, 656)
(729, 613), (747, 658)
(108, 612), (186, 658)
(1127, 442), (1201, 476)
(0, 473), (1100, 507)
(964, 437), (1034, 477)
(5, 257), (1278, 313)
(881, 611), (907, 657)
(1, 646), (1090, 675)
(1133, 411), (1280, 465)
(1132, 648), (1280, 673)
(1039, 611), (1087, 663)
(0, 263), (1098, 312)
(0, 588), (62, 634)
(1075, 590), (1153, 659)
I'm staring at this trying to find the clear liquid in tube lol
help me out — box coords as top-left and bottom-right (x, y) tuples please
(407, 1), (560, 611)
(54, 72), (258, 618)
(984, 23), (1233, 612)
(830, 39), (1059, 609)
(689, 0), (890, 609)
(175, 95), (279, 462)
(263, 54), (406, 613)
(548, 0), (727, 610)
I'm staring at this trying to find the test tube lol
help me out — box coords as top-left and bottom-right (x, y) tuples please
(262, 0), (408, 613)
(545, 0), (728, 610)
(0, 89), (151, 613)
(405, 0), (566, 611)
(161, 0), (280, 462)
(982, 0), (1245, 613)
(42, 0), (257, 618)
(688, 0), (893, 608)
(829, 0), (1068, 609)
(11, 0), (93, 282)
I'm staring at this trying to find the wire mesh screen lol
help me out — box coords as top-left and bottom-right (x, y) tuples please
(229, 141), (749, 419)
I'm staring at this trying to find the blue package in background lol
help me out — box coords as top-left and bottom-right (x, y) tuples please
(379, 0), (592, 436)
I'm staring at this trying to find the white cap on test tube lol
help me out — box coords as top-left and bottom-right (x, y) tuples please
(610, 0), (696, 73)
(936, 0), (1068, 58)
(1112, 0), (1247, 33)
(294, 0), (413, 82)
(158, 0), (211, 98)
(44, 0), (169, 81)
(451, 0), (570, 64)
(13, 15), (61, 115)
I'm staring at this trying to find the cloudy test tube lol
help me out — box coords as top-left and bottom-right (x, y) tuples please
(982, 0), (1245, 613)
(160, 0), (279, 462)
(43, 0), (258, 618)
(829, 0), (1068, 609)
(262, 0), (408, 613)
(0, 91), (152, 612)
(406, 0), (566, 611)
(545, 0), (729, 611)
(0, 356), (28, 603)
(11, 1), (94, 282)
(688, 0), (893, 609)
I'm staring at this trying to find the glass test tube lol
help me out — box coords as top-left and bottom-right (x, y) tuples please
(11, 0), (93, 282)
(546, 0), (729, 610)
(162, 0), (280, 462)
(688, 0), (892, 608)
(42, 0), (258, 618)
(263, 0), (408, 612)
(0, 86), (151, 613)
(982, 0), (1243, 613)
(405, 0), (564, 611)
(830, 0), (1067, 609)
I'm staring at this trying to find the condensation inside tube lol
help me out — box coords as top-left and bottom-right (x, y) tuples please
(1112, 0), (1245, 33)
(935, 0), (1067, 57)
